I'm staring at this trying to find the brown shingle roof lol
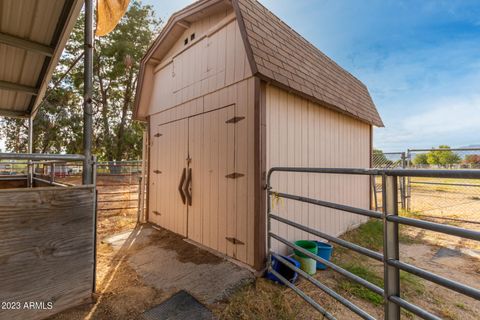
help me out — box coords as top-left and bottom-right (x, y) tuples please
(233, 0), (384, 126)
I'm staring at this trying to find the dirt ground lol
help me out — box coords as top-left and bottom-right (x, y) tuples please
(49, 174), (479, 319)
(49, 225), (253, 320)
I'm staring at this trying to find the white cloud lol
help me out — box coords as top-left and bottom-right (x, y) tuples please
(375, 95), (480, 151)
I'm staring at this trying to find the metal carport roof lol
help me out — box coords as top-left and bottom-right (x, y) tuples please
(0, 0), (83, 119)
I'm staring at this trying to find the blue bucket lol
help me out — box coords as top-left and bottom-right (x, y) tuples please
(315, 241), (333, 270)
(265, 255), (301, 284)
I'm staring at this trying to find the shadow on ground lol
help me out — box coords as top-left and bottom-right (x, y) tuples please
(49, 224), (254, 320)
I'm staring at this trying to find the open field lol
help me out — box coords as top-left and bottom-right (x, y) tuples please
(374, 176), (480, 226)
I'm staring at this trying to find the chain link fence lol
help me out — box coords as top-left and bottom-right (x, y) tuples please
(371, 152), (407, 211)
(373, 148), (480, 226)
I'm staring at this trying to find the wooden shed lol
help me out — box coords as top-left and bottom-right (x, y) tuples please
(134, 0), (383, 270)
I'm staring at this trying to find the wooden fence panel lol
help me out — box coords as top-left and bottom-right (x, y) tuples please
(0, 186), (95, 320)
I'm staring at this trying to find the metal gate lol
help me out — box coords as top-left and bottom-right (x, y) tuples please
(266, 167), (480, 320)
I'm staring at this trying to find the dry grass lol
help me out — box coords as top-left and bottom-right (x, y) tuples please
(216, 219), (480, 320)
(214, 279), (300, 320)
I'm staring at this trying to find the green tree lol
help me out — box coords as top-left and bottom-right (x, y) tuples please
(426, 145), (461, 167)
(412, 153), (428, 166)
(0, 1), (160, 160)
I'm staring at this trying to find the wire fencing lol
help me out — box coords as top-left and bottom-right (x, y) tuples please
(371, 152), (407, 211)
(372, 148), (480, 226)
(53, 161), (144, 217)
(59, 160), (145, 237)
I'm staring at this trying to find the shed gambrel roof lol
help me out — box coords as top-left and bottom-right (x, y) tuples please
(135, 0), (383, 127)
(233, 0), (383, 127)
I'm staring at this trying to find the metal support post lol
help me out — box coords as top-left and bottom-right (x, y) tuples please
(372, 176), (379, 211)
(382, 174), (400, 320)
(82, 0), (94, 185)
(91, 155), (98, 293)
(50, 163), (55, 184)
(400, 152), (406, 210)
(406, 150), (411, 211)
(27, 116), (33, 187)
(266, 173), (272, 272)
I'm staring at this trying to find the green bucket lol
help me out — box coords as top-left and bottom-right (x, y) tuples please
(293, 240), (318, 275)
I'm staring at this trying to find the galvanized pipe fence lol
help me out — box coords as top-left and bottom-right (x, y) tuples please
(266, 167), (480, 320)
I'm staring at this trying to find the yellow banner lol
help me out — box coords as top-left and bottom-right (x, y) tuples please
(96, 0), (131, 36)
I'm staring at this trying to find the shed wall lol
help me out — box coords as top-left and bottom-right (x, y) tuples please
(0, 186), (95, 320)
(265, 85), (371, 253)
(148, 77), (257, 266)
(147, 18), (251, 116)
(145, 11), (258, 266)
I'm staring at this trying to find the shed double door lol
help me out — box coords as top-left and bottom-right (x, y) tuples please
(151, 105), (239, 258)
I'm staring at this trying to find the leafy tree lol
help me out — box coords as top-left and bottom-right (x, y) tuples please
(412, 153), (428, 166)
(465, 154), (480, 164)
(426, 145), (461, 167)
(0, 1), (160, 161)
(464, 154), (480, 167)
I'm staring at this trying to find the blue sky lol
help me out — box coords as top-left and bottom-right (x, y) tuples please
(144, 0), (480, 152)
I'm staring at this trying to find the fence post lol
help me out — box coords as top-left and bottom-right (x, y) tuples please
(400, 152), (406, 210)
(406, 150), (411, 211)
(372, 177), (379, 211)
(266, 171), (273, 271)
(382, 174), (400, 320)
(50, 163), (55, 184)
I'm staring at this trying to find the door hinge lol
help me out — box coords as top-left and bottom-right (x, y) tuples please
(154, 133), (162, 138)
(225, 172), (244, 179)
(226, 237), (245, 245)
(225, 116), (245, 124)
(153, 170), (162, 174)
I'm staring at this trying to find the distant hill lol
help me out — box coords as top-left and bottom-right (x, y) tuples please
(458, 144), (480, 149)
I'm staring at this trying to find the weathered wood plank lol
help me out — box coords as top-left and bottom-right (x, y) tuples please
(0, 186), (95, 320)
(0, 178), (27, 189)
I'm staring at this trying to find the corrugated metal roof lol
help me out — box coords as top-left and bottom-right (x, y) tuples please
(0, 0), (83, 119)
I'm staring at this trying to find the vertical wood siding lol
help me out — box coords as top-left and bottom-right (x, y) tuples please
(145, 12), (257, 266)
(265, 85), (371, 254)
(149, 118), (189, 236)
(148, 19), (252, 116)
(148, 77), (257, 266)
(187, 105), (236, 257)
